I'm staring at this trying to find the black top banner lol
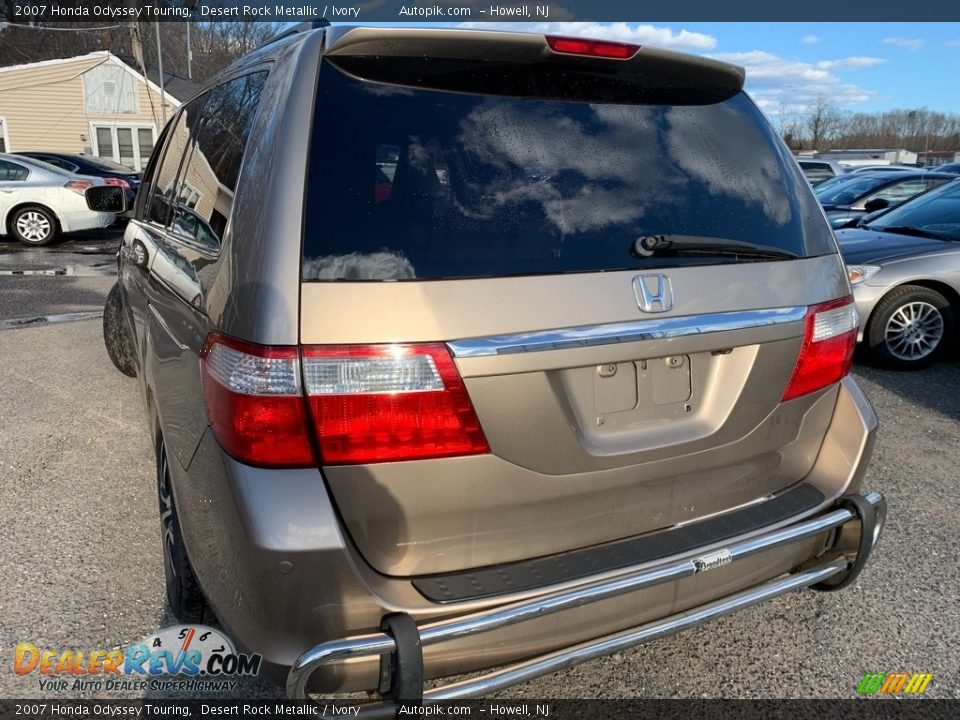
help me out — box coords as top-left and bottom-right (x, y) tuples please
(2, 0), (960, 23)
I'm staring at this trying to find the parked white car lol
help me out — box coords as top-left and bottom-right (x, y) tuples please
(0, 153), (116, 245)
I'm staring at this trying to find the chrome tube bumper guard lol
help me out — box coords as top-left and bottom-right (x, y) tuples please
(287, 491), (886, 707)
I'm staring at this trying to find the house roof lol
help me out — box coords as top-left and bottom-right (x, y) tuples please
(0, 51), (187, 105)
(115, 55), (200, 104)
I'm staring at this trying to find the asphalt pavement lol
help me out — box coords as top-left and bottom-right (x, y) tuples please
(0, 231), (120, 325)
(0, 234), (958, 701)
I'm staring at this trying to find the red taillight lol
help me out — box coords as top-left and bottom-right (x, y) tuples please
(302, 344), (489, 465)
(104, 177), (131, 190)
(200, 335), (489, 467)
(64, 180), (94, 195)
(781, 297), (859, 402)
(546, 35), (640, 60)
(201, 333), (315, 468)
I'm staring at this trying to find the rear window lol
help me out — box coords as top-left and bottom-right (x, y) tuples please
(302, 63), (834, 281)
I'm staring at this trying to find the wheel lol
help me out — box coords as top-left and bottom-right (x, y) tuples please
(10, 205), (59, 246)
(158, 438), (215, 624)
(102, 283), (137, 377)
(865, 285), (954, 370)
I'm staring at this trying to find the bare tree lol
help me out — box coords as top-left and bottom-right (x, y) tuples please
(806, 95), (843, 150)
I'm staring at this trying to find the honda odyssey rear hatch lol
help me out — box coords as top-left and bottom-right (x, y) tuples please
(295, 28), (851, 578)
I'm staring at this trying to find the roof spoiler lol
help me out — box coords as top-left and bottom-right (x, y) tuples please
(325, 27), (745, 97)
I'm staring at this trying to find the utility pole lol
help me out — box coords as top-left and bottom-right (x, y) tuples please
(186, 0), (197, 80)
(154, 22), (167, 125)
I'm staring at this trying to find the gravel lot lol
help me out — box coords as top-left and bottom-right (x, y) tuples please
(0, 314), (957, 700)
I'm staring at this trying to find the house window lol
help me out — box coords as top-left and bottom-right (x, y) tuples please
(92, 124), (156, 171)
(83, 64), (138, 114)
(0, 118), (8, 153)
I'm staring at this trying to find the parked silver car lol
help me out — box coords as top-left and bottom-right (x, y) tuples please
(0, 153), (114, 245)
(99, 24), (885, 705)
(839, 179), (960, 369)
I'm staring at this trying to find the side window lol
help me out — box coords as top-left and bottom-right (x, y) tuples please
(167, 72), (267, 250)
(46, 158), (78, 172)
(863, 179), (925, 206)
(0, 160), (29, 181)
(147, 96), (208, 227)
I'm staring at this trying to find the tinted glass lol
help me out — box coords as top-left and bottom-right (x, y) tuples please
(0, 159), (28, 181)
(870, 180), (960, 240)
(12, 156), (72, 177)
(84, 155), (137, 173)
(168, 72), (267, 249)
(815, 175), (894, 204)
(32, 156), (77, 172)
(303, 65), (832, 281)
(149, 108), (193, 227)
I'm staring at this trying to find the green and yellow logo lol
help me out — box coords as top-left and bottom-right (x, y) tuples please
(857, 672), (933, 695)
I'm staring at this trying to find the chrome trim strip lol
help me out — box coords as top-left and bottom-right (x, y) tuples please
(286, 491), (883, 700)
(446, 306), (808, 358)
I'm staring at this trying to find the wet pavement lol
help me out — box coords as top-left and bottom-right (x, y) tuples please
(0, 228), (122, 323)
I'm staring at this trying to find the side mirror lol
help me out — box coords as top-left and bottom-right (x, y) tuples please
(85, 185), (127, 214)
(863, 198), (890, 213)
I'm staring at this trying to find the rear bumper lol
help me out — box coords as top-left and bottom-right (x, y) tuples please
(170, 377), (879, 695)
(287, 490), (886, 705)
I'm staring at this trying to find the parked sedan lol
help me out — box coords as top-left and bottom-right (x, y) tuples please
(838, 179), (960, 369)
(815, 171), (954, 229)
(17, 151), (141, 205)
(0, 153), (114, 245)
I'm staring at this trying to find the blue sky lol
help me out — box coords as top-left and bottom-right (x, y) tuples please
(357, 22), (960, 118)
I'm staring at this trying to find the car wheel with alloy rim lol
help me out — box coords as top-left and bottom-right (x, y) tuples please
(866, 285), (954, 370)
(11, 205), (59, 246)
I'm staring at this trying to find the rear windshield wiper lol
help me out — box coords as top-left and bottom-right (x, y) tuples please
(631, 235), (799, 261)
(868, 225), (953, 242)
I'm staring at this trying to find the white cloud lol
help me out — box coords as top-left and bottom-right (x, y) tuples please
(709, 50), (876, 114)
(456, 21), (717, 50)
(815, 56), (886, 70)
(801, 35), (820, 44)
(883, 37), (925, 51)
(946, 39), (960, 47)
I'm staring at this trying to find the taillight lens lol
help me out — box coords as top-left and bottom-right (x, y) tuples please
(201, 333), (315, 468)
(104, 177), (131, 190)
(302, 344), (489, 465)
(200, 335), (489, 467)
(546, 35), (640, 60)
(64, 180), (94, 195)
(781, 297), (859, 402)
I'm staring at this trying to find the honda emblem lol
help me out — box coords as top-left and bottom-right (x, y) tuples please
(633, 274), (674, 313)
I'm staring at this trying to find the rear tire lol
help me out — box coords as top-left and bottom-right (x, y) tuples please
(103, 283), (137, 377)
(865, 285), (954, 370)
(158, 439), (215, 624)
(10, 205), (59, 246)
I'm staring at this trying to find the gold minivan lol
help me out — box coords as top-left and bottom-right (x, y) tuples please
(101, 24), (886, 705)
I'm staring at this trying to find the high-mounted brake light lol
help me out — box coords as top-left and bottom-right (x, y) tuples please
(546, 35), (641, 60)
(201, 334), (315, 468)
(781, 296), (859, 402)
(302, 344), (489, 465)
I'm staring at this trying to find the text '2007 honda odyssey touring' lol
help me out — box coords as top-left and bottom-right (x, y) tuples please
(101, 24), (886, 704)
